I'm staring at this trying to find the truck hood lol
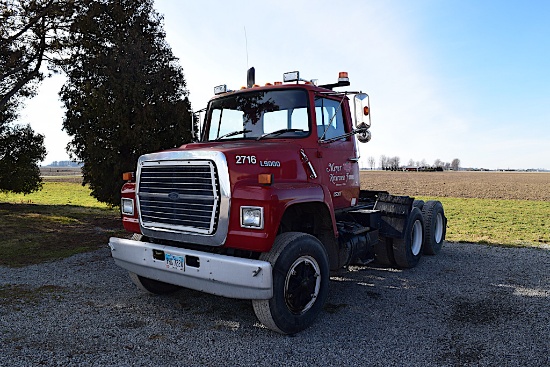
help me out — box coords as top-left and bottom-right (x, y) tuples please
(153, 140), (308, 183)
(174, 140), (299, 155)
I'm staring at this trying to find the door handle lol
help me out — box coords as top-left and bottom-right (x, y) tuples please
(348, 157), (360, 162)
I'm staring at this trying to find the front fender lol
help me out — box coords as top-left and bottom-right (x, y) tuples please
(226, 181), (336, 252)
(121, 182), (140, 233)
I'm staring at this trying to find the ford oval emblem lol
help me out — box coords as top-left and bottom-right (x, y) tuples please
(168, 192), (179, 200)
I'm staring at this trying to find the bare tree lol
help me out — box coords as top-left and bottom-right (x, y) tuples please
(407, 158), (415, 167)
(379, 155), (387, 170)
(367, 156), (376, 170)
(389, 156), (400, 171)
(451, 158), (461, 171)
(433, 159), (443, 168)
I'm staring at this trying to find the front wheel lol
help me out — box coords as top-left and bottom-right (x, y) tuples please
(128, 272), (180, 295)
(252, 232), (329, 335)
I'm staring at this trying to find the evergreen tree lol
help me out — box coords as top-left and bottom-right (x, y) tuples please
(60, 0), (193, 205)
(0, 124), (46, 194)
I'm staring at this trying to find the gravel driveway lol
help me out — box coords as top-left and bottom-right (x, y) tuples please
(1, 243), (548, 366)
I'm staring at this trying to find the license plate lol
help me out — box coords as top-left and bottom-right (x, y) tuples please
(165, 253), (184, 270)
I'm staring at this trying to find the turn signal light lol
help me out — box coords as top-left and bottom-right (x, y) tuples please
(364, 106), (370, 115)
(122, 172), (135, 181)
(258, 173), (273, 185)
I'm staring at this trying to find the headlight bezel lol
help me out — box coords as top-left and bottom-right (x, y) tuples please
(121, 198), (134, 216)
(240, 206), (264, 229)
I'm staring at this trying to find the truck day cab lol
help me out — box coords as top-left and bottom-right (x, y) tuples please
(109, 69), (447, 334)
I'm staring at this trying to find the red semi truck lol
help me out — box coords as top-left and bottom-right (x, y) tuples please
(109, 69), (446, 334)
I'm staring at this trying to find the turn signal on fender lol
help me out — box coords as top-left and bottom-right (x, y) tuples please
(122, 172), (135, 181)
(258, 174), (273, 185)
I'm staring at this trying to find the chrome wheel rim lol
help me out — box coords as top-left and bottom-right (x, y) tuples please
(284, 255), (321, 314)
(435, 212), (444, 243)
(411, 219), (423, 256)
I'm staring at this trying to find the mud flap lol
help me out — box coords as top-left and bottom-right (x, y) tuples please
(374, 193), (414, 239)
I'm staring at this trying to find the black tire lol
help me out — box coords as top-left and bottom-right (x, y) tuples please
(392, 207), (424, 268)
(128, 272), (180, 295)
(127, 235), (180, 294)
(252, 232), (329, 335)
(375, 235), (396, 266)
(422, 200), (446, 255)
(413, 200), (425, 210)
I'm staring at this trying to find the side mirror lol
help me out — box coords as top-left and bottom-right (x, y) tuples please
(353, 93), (371, 128)
(353, 93), (371, 144)
(356, 124), (371, 143)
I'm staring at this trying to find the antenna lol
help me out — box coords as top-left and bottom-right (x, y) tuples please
(244, 26), (249, 69)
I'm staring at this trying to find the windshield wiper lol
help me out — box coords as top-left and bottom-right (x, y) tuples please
(256, 128), (304, 141)
(215, 129), (252, 141)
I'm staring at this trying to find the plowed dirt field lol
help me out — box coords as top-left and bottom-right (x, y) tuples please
(360, 171), (550, 201)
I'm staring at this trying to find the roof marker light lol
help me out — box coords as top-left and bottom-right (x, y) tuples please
(338, 72), (349, 82)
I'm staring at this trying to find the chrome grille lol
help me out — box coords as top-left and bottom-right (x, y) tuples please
(137, 161), (220, 234)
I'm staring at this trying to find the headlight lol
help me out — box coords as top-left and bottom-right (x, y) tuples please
(240, 206), (264, 229)
(121, 198), (134, 216)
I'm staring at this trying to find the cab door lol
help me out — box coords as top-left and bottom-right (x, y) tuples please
(315, 95), (360, 209)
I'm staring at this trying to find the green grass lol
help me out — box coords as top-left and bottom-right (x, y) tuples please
(1, 182), (125, 267)
(1, 181), (110, 208)
(1, 182), (548, 268)
(419, 196), (550, 247)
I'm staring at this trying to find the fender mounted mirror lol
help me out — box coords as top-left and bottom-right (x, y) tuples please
(353, 93), (371, 128)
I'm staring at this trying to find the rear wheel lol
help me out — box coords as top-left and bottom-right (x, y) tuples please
(392, 207), (424, 268)
(375, 235), (396, 266)
(252, 232), (329, 335)
(422, 200), (446, 255)
(413, 200), (425, 210)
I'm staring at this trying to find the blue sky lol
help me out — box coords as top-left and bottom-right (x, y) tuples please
(22, 0), (550, 169)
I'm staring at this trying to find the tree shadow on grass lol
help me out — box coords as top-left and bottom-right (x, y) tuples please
(0, 202), (126, 267)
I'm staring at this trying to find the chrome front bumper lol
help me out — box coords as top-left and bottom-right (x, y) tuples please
(109, 237), (273, 300)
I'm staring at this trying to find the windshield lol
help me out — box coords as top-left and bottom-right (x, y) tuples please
(205, 89), (310, 141)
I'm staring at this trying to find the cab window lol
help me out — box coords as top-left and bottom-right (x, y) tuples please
(315, 97), (346, 140)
